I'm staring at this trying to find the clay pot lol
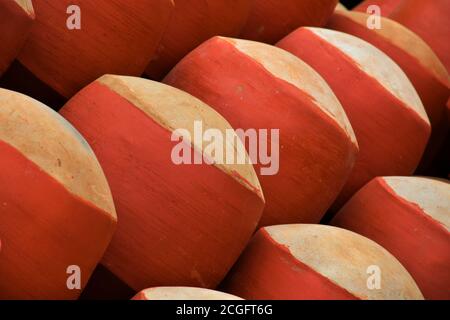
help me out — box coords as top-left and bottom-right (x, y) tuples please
(221, 224), (424, 300)
(353, 0), (403, 16)
(60, 75), (265, 291)
(0, 88), (116, 299)
(333, 176), (450, 300)
(145, 0), (252, 80)
(278, 28), (430, 209)
(18, 0), (174, 97)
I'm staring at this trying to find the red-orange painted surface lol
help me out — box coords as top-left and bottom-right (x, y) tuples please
(60, 81), (264, 291)
(240, 0), (338, 43)
(332, 178), (450, 300)
(146, 0), (251, 80)
(447, 98), (450, 122)
(354, 0), (403, 16)
(221, 229), (358, 300)
(0, 140), (116, 299)
(0, 0), (34, 75)
(278, 28), (430, 209)
(327, 14), (449, 171)
(164, 37), (358, 227)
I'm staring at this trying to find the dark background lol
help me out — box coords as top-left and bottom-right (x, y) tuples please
(342, 0), (364, 9)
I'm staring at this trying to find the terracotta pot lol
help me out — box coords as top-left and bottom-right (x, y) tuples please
(221, 224), (423, 300)
(164, 37), (358, 227)
(391, 0), (450, 72)
(0, 88), (116, 299)
(0, 0), (34, 75)
(133, 287), (243, 300)
(17, 0), (174, 97)
(327, 11), (450, 171)
(145, 0), (252, 80)
(240, 0), (338, 44)
(332, 176), (450, 300)
(278, 28), (430, 209)
(60, 75), (265, 291)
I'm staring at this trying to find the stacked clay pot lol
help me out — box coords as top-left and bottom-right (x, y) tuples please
(221, 224), (424, 300)
(240, 0), (338, 43)
(333, 177), (450, 300)
(278, 28), (431, 208)
(391, 0), (450, 72)
(164, 37), (359, 227)
(328, 11), (449, 131)
(0, 0), (34, 75)
(0, 0), (448, 302)
(0, 88), (117, 299)
(60, 75), (265, 291)
(145, 0), (252, 80)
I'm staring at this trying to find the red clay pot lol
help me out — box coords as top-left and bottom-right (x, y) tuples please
(18, 0), (174, 97)
(278, 28), (431, 209)
(221, 224), (423, 300)
(328, 11), (450, 171)
(0, 88), (117, 299)
(0, 0), (34, 75)
(448, 98), (450, 122)
(145, 0), (252, 80)
(60, 75), (265, 291)
(332, 177), (450, 300)
(164, 37), (358, 227)
(335, 3), (348, 12)
(240, 0), (338, 44)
